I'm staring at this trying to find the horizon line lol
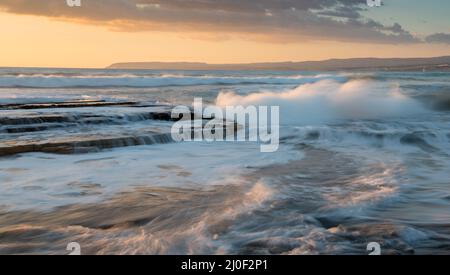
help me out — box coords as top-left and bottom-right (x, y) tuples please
(1, 55), (449, 70)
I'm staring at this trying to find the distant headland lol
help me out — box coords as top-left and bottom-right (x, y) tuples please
(107, 56), (450, 71)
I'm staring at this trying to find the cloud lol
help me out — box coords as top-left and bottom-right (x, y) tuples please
(316, 5), (363, 19)
(0, 0), (426, 44)
(425, 33), (450, 44)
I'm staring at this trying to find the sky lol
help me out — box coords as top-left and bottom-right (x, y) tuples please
(0, 0), (449, 68)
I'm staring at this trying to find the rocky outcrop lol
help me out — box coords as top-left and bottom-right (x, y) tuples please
(0, 100), (138, 110)
(0, 133), (175, 156)
(0, 101), (239, 157)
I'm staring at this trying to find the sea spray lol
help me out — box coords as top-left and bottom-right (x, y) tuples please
(216, 79), (425, 125)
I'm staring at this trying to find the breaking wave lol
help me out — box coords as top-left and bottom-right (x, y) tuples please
(216, 79), (426, 124)
(0, 72), (342, 88)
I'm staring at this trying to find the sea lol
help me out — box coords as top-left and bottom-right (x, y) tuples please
(0, 67), (450, 254)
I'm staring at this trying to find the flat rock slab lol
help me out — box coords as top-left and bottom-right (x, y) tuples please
(0, 101), (239, 157)
(0, 100), (138, 110)
(0, 132), (175, 156)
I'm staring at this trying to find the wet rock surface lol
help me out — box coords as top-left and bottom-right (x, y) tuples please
(0, 100), (138, 110)
(0, 100), (237, 157)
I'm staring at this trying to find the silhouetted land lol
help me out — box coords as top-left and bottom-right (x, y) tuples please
(108, 56), (450, 71)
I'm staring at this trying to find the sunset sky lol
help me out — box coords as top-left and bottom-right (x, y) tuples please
(1, 0), (449, 68)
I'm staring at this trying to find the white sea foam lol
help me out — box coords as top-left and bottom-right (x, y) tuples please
(0, 72), (342, 88)
(216, 79), (426, 124)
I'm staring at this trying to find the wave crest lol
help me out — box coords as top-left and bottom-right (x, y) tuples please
(216, 79), (425, 124)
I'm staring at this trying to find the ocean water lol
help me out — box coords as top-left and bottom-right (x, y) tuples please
(1, 68), (450, 254)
